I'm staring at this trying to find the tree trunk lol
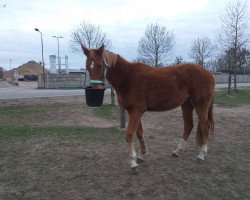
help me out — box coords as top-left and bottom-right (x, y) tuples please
(83, 69), (87, 86)
(233, 73), (237, 90)
(228, 74), (231, 94)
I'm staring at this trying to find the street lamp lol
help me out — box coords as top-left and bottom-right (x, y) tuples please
(35, 28), (45, 88)
(52, 35), (63, 73)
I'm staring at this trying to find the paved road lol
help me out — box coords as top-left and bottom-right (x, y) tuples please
(0, 81), (250, 100)
(0, 81), (85, 100)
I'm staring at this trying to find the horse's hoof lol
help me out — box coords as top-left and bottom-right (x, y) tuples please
(136, 157), (144, 164)
(197, 157), (205, 163)
(171, 152), (179, 158)
(141, 149), (148, 156)
(131, 166), (139, 175)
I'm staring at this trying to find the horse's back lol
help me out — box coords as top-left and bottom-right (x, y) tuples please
(141, 63), (214, 91)
(142, 63), (214, 110)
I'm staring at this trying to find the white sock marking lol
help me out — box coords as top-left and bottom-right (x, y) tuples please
(197, 144), (208, 160)
(130, 142), (138, 168)
(173, 138), (187, 155)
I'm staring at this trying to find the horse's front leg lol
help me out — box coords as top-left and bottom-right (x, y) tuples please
(136, 121), (148, 162)
(126, 111), (142, 170)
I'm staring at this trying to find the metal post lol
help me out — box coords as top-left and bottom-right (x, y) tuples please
(35, 28), (45, 89)
(120, 108), (126, 129)
(57, 37), (60, 72)
(52, 35), (63, 73)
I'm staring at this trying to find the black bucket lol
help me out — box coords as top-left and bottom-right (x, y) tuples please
(84, 86), (106, 107)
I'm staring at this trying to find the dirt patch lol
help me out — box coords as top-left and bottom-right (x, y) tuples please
(0, 96), (249, 200)
(0, 96), (117, 128)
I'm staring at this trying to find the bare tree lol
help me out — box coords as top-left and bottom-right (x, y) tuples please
(174, 56), (184, 65)
(69, 21), (112, 53)
(217, 0), (249, 92)
(0, 67), (4, 79)
(137, 23), (174, 67)
(69, 21), (116, 104)
(190, 37), (214, 67)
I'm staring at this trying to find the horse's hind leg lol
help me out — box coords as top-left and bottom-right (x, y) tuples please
(195, 106), (210, 161)
(136, 121), (148, 162)
(172, 99), (194, 157)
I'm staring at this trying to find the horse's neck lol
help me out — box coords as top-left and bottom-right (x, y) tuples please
(106, 55), (132, 93)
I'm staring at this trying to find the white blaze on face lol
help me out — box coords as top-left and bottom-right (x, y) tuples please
(90, 61), (95, 69)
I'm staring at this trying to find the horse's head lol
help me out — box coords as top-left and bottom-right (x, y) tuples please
(81, 44), (106, 89)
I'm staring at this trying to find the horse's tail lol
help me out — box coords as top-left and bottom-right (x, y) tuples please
(208, 94), (214, 136)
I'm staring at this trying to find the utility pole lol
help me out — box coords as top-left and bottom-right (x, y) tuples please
(52, 35), (63, 73)
(35, 28), (45, 89)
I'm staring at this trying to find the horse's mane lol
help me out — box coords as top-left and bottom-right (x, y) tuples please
(115, 54), (151, 70)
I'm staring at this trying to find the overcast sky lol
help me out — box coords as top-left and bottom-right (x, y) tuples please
(0, 0), (249, 70)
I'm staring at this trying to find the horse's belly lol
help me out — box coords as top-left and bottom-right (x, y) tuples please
(146, 92), (188, 111)
(146, 101), (183, 111)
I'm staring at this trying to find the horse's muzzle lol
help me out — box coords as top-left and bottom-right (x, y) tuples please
(92, 84), (105, 89)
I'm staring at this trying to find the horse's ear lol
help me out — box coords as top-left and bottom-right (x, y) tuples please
(81, 44), (89, 56)
(96, 44), (105, 56)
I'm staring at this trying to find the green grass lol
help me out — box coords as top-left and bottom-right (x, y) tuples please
(0, 103), (67, 116)
(215, 87), (250, 105)
(0, 102), (121, 141)
(0, 103), (119, 120)
(0, 125), (122, 141)
(0, 102), (86, 115)
(92, 104), (120, 119)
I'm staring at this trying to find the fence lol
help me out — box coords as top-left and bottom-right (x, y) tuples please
(38, 73), (250, 88)
(38, 73), (110, 89)
(38, 74), (89, 89)
(215, 74), (250, 83)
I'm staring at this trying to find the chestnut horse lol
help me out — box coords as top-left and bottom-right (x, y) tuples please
(82, 44), (215, 170)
